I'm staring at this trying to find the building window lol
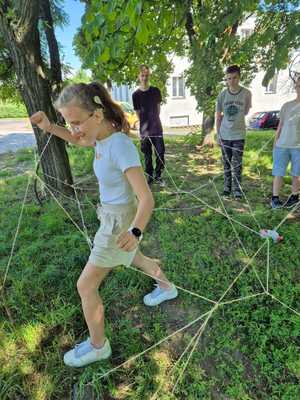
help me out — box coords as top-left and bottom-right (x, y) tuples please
(240, 28), (252, 39)
(265, 73), (278, 94)
(170, 115), (189, 126)
(172, 76), (185, 98)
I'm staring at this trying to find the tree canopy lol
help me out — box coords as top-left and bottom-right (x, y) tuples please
(75, 0), (300, 116)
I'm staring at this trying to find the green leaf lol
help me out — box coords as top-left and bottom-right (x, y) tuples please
(136, 22), (149, 44)
(99, 46), (110, 63)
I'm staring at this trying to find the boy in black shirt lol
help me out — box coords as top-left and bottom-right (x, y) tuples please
(132, 65), (165, 185)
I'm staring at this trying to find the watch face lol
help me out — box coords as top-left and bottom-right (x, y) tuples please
(131, 227), (142, 238)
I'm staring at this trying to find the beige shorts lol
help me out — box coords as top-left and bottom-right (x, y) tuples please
(88, 201), (138, 268)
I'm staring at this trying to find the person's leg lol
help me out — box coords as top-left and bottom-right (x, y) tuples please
(291, 149), (300, 195)
(232, 139), (245, 197)
(140, 137), (154, 182)
(132, 251), (171, 289)
(220, 139), (233, 193)
(271, 146), (289, 209)
(284, 149), (300, 208)
(273, 176), (284, 196)
(77, 263), (112, 348)
(152, 136), (165, 179)
(64, 263), (112, 367)
(292, 176), (300, 194)
(132, 251), (178, 306)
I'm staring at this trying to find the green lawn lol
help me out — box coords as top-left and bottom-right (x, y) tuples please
(0, 102), (27, 118)
(0, 131), (300, 400)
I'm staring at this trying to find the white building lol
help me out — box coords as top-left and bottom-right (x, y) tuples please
(112, 17), (298, 128)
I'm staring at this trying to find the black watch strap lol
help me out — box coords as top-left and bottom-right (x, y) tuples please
(131, 227), (142, 239)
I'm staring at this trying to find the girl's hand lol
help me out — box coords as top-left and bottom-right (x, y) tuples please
(30, 111), (51, 131)
(117, 231), (139, 252)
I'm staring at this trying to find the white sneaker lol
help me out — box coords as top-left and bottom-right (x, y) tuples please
(63, 337), (111, 367)
(143, 283), (178, 306)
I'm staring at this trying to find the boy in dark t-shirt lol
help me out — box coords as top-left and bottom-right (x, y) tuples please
(132, 65), (165, 186)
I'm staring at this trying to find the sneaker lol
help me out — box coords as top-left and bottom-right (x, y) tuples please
(233, 191), (242, 200)
(154, 177), (166, 187)
(143, 283), (178, 306)
(63, 337), (111, 367)
(271, 196), (283, 210)
(284, 194), (300, 209)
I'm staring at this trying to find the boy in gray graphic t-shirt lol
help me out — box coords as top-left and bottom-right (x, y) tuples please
(215, 65), (252, 199)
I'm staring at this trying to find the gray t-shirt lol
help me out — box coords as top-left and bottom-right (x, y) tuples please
(93, 132), (141, 204)
(276, 100), (300, 148)
(216, 86), (252, 140)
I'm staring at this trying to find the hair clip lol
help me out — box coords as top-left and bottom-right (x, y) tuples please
(93, 95), (104, 107)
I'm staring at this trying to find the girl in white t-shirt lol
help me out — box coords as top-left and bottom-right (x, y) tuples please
(30, 82), (178, 367)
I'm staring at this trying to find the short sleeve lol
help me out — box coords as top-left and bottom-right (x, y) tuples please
(132, 91), (140, 111)
(111, 135), (142, 172)
(279, 103), (286, 122)
(216, 92), (224, 113)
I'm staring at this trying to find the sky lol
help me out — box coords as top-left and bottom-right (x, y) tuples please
(55, 0), (85, 72)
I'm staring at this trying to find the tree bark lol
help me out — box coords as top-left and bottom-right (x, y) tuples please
(0, 0), (73, 195)
(40, 0), (63, 99)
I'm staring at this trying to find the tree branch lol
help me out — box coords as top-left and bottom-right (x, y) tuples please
(185, 0), (196, 47)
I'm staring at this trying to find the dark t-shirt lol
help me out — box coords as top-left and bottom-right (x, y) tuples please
(132, 86), (163, 138)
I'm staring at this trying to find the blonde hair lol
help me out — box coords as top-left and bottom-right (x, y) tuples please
(54, 82), (130, 134)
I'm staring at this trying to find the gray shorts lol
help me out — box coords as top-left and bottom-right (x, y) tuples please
(88, 201), (138, 268)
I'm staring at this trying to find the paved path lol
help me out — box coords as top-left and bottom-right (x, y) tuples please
(0, 118), (35, 154)
(0, 118), (193, 154)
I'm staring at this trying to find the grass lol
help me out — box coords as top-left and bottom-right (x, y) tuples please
(0, 131), (300, 399)
(0, 102), (27, 119)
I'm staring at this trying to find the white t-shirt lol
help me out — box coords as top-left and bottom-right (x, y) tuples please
(93, 132), (141, 204)
(277, 100), (300, 148)
(216, 86), (252, 140)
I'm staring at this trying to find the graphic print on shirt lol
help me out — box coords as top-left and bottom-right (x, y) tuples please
(224, 100), (244, 121)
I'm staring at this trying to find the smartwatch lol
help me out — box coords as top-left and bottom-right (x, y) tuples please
(128, 226), (143, 241)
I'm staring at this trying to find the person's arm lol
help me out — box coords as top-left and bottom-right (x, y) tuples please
(30, 111), (94, 147)
(132, 92), (141, 121)
(215, 111), (223, 143)
(274, 106), (285, 146)
(48, 124), (94, 147)
(245, 91), (252, 115)
(157, 88), (162, 115)
(274, 119), (283, 146)
(116, 166), (154, 251)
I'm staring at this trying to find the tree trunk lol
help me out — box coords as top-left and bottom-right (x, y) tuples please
(40, 0), (63, 99)
(0, 1), (73, 195)
(201, 113), (215, 135)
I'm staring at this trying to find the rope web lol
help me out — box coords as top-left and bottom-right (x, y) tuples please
(1, 129), (300, 398)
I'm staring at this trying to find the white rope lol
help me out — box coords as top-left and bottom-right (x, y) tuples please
(3, 129), (300, 398)
(124, 264), (217, 304)
(35, 174), (92, 248)
(93, 310), (212, 381)
(1, 175), (31, 290)
(211, 179), (266, 292)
